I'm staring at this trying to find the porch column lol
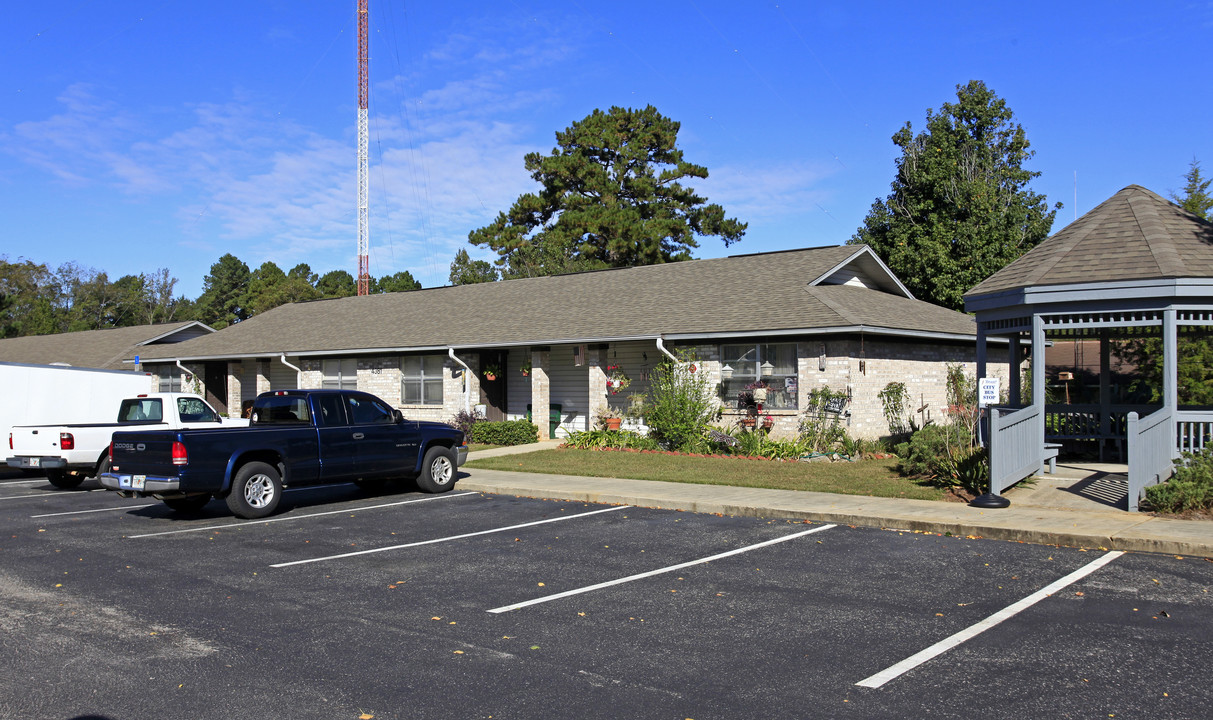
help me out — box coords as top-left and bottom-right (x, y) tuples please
(1099, 330), (1112, 460)
(531, 349), (551, 440)
(1008, 334), (1021, 407)
(1032, 315), (1046, 456)
(588, 346), (609, 428)
(975, 322), (988, 384)
(1163, 308), (1179, 459)
(227, 362), (243, 418)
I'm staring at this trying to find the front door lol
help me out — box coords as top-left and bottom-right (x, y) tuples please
(479, 350), (507, 421)
(204, 362), (228, 414)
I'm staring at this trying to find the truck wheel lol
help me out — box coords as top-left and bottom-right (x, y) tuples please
(416, 447), (456, 493)
(92, 456), (112, 481)
(226, 462), (282, 519)
(163, 495), (212, 514)
(46, 471), (84, 490)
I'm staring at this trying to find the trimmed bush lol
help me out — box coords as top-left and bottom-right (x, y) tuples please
(564, 430), (661, 451)
(1145, 448), (1213, 513)
(895, 422), (989, 495)
(468, 419), (539, 446)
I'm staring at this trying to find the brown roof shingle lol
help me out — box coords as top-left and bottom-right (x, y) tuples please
(134, 245), (978, 362)
(966, 185), (1213, 299)
(0, 322), (208, 369)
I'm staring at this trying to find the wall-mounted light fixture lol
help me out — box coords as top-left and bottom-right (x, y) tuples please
(721, 364), (734, 380)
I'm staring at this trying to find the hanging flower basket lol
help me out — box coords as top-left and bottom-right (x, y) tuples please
(739, 416), (756, 429)
(606, 364), (631, 394)
(762, 415), (775, 430)
(483, 363), (500, 382)
(520, 360), (532, 377)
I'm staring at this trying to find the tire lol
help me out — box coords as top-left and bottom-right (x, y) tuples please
(225, 462), (282, 519)
(163, 495), (212, 514)
(46, 470), (84, 490)
(91, 456), (112, 481)
(416, 447), (456, 493)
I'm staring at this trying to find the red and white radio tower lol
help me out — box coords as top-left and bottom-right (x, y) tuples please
(356, 0), (370, 296)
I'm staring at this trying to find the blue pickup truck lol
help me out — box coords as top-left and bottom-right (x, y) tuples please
(100, 389), (468, 518)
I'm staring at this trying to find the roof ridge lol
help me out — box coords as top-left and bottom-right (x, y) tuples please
(1127, 190), (1185, 276)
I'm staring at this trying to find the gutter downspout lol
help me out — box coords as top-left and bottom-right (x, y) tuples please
(175, 360), (194, 393)
(280, 354), (302, 388)
(448, 348), (472, 414)
(655, 337), (679, 364)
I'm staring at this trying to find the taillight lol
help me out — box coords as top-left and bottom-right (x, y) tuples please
(59, 432), (75, 450)
(7, 433), (12, 450)
(171, 441), (188, 466)
(108, 442), (114, 462)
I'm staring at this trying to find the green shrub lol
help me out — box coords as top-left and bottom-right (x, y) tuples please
(799, 386), (852, 454)
(563, 430), (661, 451)
(1145, 448), (1213, 512)
(469, 419), (539, 446)
(895, 422), (989, 495)
(643, 353), (718, 452)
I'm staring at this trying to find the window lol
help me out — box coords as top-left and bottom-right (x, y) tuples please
(254, 396), (310, 424)
(119, 398), (163, 422)
(720, 343), (798, 410)
(176, 397), (217, 423)
(322, 359), (358, 390)
(158, 373), (182, 392)
(346, 394), (395, 425)
(314, 394), (347, 427)
(401, 355), (444, 406)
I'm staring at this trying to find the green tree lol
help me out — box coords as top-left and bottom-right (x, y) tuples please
(850, 80), (1060, 311)
(448, 249), (499, 285)
(372, 270), (422, 293)
(195, 254), (251, 328)
(469, 105), (746, 278)
(1170, 158), (1212, 220)
(316, 270), (356, 298)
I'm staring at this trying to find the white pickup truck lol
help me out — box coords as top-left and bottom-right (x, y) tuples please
(7, 393), (248, 489)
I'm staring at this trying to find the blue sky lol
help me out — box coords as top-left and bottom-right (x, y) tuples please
(3, 1), (1211, 299)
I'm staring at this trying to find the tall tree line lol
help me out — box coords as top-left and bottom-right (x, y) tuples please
(0, 254), (421, 337)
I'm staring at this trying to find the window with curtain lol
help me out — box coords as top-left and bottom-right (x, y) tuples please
(719, 343), (798, 410)
(322, 359), (358, 389)
(401, 355), (444, 405)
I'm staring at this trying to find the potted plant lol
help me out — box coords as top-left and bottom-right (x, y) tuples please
(762, 414), (775, 430)
(483, 363), (500, 381)
(594, 404), (623, 431)
(747, 380), (768, 405)
(520, 359), (532, 377)
(606, 364), (631, 394)
(739, 415), (757, 429)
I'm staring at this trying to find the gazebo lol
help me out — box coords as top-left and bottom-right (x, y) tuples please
(965, 185), (1213, 510)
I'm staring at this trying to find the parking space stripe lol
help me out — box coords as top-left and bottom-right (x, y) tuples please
(487, 523), (838, 614)
(855, 550), (1125, 689)
(32, 504), (155, 518)
(127, 491), (478, 538)
(270, 505), (631, 568)
(0, 489), (105, 501)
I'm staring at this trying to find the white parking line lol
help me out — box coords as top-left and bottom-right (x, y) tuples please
(855, 550), (1125, 689)
(127, 491), (478, 538)
(487, 523), (838, 614)
(0, 489), (105, 501)
(271, 505), (631, 568)
(32, 504), (156, 518)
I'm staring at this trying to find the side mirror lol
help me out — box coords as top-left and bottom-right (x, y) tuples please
(393, 409), (404, 424)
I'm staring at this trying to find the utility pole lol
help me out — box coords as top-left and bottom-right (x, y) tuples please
(356, 0), (370, 296)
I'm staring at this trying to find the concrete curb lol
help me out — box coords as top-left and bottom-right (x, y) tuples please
(457, 461), (1213, 558)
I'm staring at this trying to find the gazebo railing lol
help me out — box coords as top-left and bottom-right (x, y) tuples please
(988, 405), (1043, 495)
(1126, 409), (1175, 512)
(1176, 411), (1213, 453)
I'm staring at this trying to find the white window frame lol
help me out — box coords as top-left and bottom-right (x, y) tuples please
(400, 355), (444, 406)
(322, 358), (358, 390)
(719, 342), (799, 410)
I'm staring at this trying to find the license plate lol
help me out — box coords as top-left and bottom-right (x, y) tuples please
(132, 475), (146, 490)
(28, 458), (40, 468)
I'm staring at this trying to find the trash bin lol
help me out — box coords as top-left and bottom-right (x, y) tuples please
(526, 404), (562, 436)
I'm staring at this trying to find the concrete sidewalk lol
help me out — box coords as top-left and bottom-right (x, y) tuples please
(460, 442), (1213, 558)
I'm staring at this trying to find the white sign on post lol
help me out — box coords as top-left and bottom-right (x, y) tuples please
(978, 377), (1000, 407)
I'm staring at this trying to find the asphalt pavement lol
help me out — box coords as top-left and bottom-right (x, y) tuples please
(462, 441), (1213, 558)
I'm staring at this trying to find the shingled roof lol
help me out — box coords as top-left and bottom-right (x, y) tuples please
(0, 321), (212, 369)
(133, 245), (979, 363)
(966, 185), (1213, 301)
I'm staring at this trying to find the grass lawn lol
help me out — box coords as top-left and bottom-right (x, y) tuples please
(465, 448), (948, 501)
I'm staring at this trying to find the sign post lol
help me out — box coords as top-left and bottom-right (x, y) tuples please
(971, 376), (1011, 509)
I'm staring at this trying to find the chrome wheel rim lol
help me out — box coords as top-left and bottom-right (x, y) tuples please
(429, 456), (453, 485)
(244, 474), (276, 508)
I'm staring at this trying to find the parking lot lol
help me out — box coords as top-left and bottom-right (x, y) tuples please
(2, 470), (1210, 720)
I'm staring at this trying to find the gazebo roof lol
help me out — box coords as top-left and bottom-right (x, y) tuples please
(966, 185), (1213, 303)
